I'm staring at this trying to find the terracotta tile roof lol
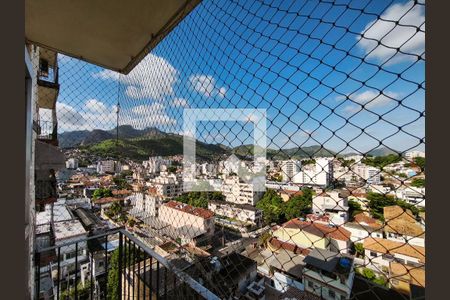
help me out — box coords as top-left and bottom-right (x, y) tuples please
(390, 262), (425, 287)
(363, 237), (425, 263)
(164, 201), (214, 219)
(383, 206), (425, 237)
(306, 213), (330, 223)
(282, 218), (351, 241)
(269, 237), (311, 255)
(354, 212), (383, 229)
(112, 189), (132, 196)
(93, 197), (123, 205)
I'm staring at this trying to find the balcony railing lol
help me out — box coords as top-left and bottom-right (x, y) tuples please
(34, 228), (220, 300)
(37, 120), (58, 143)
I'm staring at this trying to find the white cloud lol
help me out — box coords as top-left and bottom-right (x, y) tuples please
(93, 53), (178, 100)
(342, 90), (400, 113)
(172, 97), (189, 108)
(122, 103), (176, 129)
(358, 1), (425, 64)
(189, 74), (227, 98)
(51, 99), (175, 132)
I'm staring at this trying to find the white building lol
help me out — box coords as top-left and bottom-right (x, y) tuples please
(280, 160), (301, 182)
(292, 158), (333, 187)
(312, 191), (349, 225)
(221, 176), (264, 205)
(352, 164), (381, 185)
(363, 237), (425, 271)
(158, 201), (215, 244)
(405, 151), (425, 160)
(303, 249), (355, 300)
(143, 156), (171, 174)
(96, 160), (121, 174)
(129, 190), (164, 219)
(208, 201), (263, 226)
(65, 158), (79, 169)
(394, 186), (425, 207)
(147, 173), (183, 198)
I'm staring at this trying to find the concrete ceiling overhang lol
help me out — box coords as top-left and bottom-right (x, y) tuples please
(26, 0), (201, 74)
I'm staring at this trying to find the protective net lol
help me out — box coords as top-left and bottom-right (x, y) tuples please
(31, 0), (425, 299)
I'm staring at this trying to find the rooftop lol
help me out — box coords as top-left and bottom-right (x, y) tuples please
(164, 200), (214, 219)
(389, 262), (425, 288)
(53, 219), (87, 241)
(282, 218), (351, 242)
(363, 237), (425, 263)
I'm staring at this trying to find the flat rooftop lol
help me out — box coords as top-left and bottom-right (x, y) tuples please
(53, 219), (87, 241)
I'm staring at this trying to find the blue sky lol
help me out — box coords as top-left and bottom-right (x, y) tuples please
(52, 0), (425, 154)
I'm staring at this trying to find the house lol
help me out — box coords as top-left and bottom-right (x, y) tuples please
(363, 237), (425, 271)
(312, 191), (349, 225)
(302, 248), (355, 300)
(383, 206), (425, 247)
(157, 201), (215, 245)
(343, 213), (383, 243)
(269, 218), (352, 254)
(388, 262), (425, 297)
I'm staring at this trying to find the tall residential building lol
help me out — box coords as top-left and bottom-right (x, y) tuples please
(96, 160), (121, 174)
(292, 158), (333, 187)
(221, 176), (264, 206)
(280, 160), (301, 182)
(353, 163), (381, 185)
(65, 158), (79, 169)
(143, 156), (171, 174)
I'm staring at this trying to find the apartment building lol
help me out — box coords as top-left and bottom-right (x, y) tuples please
(143, 156), (171, 174)
(404, 151), (425, 160)
(280, 160), (301, 182)
(352, 164), (381, 185)
(147, 173), (183, 198)
(292, 158), (334, 187)
(303, 249), (355, 300)
(312, 191), (349, 225)
(208, 200), (263, 226)
(65, 158), (79, 169)
(96, 160), (121, 174)
(129, 189), (165, 219)
(221, 176), (264, 206)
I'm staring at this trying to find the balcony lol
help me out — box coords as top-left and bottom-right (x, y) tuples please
(34, 228), (219, 300)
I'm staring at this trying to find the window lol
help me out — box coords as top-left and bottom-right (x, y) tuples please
(308, 281), (314, 288)
(329, 289), (336, 298)
(370, 251), (377, 257)
(98, 261), (104, 268)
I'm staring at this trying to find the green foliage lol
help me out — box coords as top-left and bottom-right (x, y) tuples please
(113, 176), (131, 190)
(282, 188), (313, 220)
(362, 154), (401, 169)
(354, 243), (364, 258)
(256, 189), (285, 225)
(411, 178), (425, 188)
(301, 158), (316, 166)
(60, 280), (91, 299)
(93, 187), (113, 200)
(348, 200), (363, 219)
(396, 200), (420, 217)
(338, 157), (355, 168)
(366, 192), (396, 220)
(362, 268), (376, 280)
(107, 246), (145, 300)
(174, 191), (225, 209)
(413, 157), (425, 170)
(167, 166), (177, 173)
(270, 174), (283, 182)
(128, 218), (136, 227)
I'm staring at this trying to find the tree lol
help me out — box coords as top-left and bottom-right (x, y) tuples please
(366, 192), (396, 220)
(282, 188), (313, 220)
(413, 157), (425, 170)
(411, 178), (425, 188)
(348, 200), (363, 219)
(92, 187), (113, 200)
(362, 154), (401, 169)
(354, 243), (364, 258)
(256, 189), (284, 225)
